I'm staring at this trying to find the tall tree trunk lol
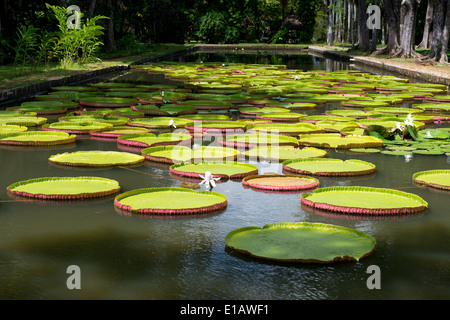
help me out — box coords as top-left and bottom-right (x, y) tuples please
(105, 0), (116, 51)
(427, 0), (450, 63)
(88, 0), (97, 18)
(417, 0), (434, 48)
(357, 0), (370, 50)
(326, 0), (334, 46)
(391, 0), (421, 58)
(372, 0), (401, 56)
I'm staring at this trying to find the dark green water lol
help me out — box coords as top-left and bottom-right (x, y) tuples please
(0, 53), (449, 300)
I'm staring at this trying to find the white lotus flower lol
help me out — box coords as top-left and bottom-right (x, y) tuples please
(199, 171), (220, 188)
(395, 122), (405, 131)
(169, 119), (177, 129)
(404, 114), (415, 127)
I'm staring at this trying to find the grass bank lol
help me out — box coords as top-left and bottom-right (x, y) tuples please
(0, 43), (191, 91)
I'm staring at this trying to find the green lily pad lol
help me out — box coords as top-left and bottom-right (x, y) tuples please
(0, 116), (47, 127)
(7, 177), (121, 200)
(49, 151), (145, 167)
(381, 150), (413, 156)
(0, 125), (28, 134)
(0, 131), (76, 146)
(349, 148), (381, 153)
(283, 158), (376, 176)
(244, 146), (327, 162)
(79, 97), (137, 108)
(117, 132), (192, 148)
(413, 170), (450, 190)
(170, 162), (258, 180)
(246, 123), (325, 136)
(301, 186), (428, 215)
(298, 133), (383, 149)
(219, 133), (299, 149)
(114, 187), (228, 215)
(412, 149), (445, 155)
(179, 114), (231, 121)
(43, 121), (113, 134)
(142, 146), (239, 164)
(127, 117), (194, 129)
(225, 222), (376, 263)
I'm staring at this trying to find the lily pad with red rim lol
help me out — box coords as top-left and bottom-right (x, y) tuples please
(117, 132), (192, 148)
(0, 131), (76, 146)
(242, 174), (319, 192)
(7, 177), (121, 200)
(170, 162), (258, 180)
(301, 186), (428, 215)
(282, 158), (376, 176)
(114, 187), (228, 215)
(48, 150), (145, 167)
(412, 170), (450, 190)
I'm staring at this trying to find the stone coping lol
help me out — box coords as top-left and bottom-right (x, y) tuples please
(308, 45), (450, 86)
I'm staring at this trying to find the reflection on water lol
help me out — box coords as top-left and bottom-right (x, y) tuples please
(0, 53), (449, 300)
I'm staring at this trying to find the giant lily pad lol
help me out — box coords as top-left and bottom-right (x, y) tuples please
(298, 134), (383, 149)
(114, 187), (228, 215)
(246, 123), (326, 136)
(42, 121), (113, 134)
(170, 162), (258, 180)
(219, 133), (299, 149)
(244, 146), (327, 162)
(301, 186), (428, 215)
(49, 151), (145, 167)
(79, 97), (137, 108)
(7, 177), (121, 200)
(142, 146), (239, 164)
(117, 132), (192, 148)
(412, 170), (450, 190)
(225, 222), (376, 263)
(185, 121), (248, 133)
(242, 174), (319, 192)
(90, 126), (149, 139)
(283, 158), (376, 176)
(127, 117), (194, 130)
(0, 116), (47, 127)
(0, 131), (76, 146)
(0, 125), (28, 134)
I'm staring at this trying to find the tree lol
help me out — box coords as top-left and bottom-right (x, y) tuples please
(325, 0), (334, 45)
(357, 0), (370, 51)
(424, 0), (450, 63)
(372, 0), (401, 56)
(417, 0), (434, 48)
(391, 0), (421, 58)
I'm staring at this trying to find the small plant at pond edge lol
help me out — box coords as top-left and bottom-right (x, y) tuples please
(10, 4), (108, 70)
(45, 4), (108, 68)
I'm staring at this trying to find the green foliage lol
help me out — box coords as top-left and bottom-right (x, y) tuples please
(197, 11), (227, 43)
(294, 0), (320, 43)
(13, 25), (40, 66)
(45, 4), (108, 68)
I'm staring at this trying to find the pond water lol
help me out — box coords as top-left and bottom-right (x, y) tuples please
(0, 53), (449, 301)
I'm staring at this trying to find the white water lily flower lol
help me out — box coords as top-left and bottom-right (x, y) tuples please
(161, 91), (165, 97)
(199, 171), (220, 188)
(404, 114), (415, 127)
(395, 122), (405, 131)
(169, 119), (177, 129)
(295, 75), (299, 80)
